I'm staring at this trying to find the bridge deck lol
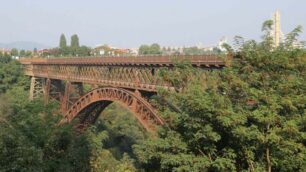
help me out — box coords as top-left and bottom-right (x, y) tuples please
(20, 55), (225, 92)
(19, 55), (225, 67)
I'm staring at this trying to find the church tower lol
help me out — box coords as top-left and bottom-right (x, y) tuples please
(274, 10), (281, 47)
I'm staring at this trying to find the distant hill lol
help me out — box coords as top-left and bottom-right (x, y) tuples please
(0, 41), (50, 50)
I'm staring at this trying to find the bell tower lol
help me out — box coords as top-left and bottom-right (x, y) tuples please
(274, 10), (281, 47)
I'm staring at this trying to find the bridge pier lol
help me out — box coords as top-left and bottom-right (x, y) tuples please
(61, 81), (71, 114)
(29, 76), (44, 101)
(29, 78), (85, 116)
(30, 77), (63, 105)
(43, 79), (51, 105)
(60, 81), (84, 115)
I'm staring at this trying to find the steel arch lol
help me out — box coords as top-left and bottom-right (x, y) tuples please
(59, 87), (165, 132)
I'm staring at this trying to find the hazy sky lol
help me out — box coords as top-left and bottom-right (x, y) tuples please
(1, 0), (306, 48)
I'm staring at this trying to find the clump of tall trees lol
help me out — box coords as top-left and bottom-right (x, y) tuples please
(31, 34), (91, 57)
(139, 43), (162, 55)
(58, 34), (91, 57)
(40, 33), (91, 57)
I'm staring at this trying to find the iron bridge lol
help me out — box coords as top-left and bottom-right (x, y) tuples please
(19, 55), (225, 132)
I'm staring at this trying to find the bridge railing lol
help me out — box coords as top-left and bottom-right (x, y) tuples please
(19, 55), (226, 66)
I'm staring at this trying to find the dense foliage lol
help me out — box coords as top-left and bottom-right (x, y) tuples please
(0, 56), (143, 171)
(139, 44), (163, 55)
(0, 55), (28, 94)
(133, 23), (306, 171)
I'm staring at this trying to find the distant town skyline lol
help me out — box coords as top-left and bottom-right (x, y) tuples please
(0, 0), (306, 48)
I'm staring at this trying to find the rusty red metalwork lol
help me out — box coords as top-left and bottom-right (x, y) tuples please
(59, 87), (164, 132)
(19, 55), (225, 67)
(20, 55), (225, 132)
(20, 55), (225, 92)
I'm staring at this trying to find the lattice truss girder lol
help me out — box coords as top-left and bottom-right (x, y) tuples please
(32, 65), (170, 91)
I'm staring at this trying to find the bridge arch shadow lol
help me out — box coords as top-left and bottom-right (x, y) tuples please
(59, 87), (164, 133)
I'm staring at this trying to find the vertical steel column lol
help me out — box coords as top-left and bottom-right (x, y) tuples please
(61, 81), (72, 115)
(50, 79), (64, 102)
(43, 78), (51, 105)
(60, 82), (84, 115)
(29, 76), (44, 100)
(29, 76), (36, 101)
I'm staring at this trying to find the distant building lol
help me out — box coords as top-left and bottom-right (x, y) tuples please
(161, 42), (224, 55)
(38, 49), (50, 56)
(113, 48), (129, 55)
(128, 48), (138, 55)
(202, 46), (214, 52)
(198, 37), (228, 52)
(1, 48), (11, 55)
(92, 45), (112, 56)
(92, 44), (134, 56)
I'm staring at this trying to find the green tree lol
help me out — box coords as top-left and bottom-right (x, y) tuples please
(139, 43), (162, 55)
(0, 53), (11, 64)
(134, 21), (306, 172)
(183, 46), (206, 55)
(33, 48), (38, 55)
(77, 46), (91, 56)
(150, 43), (162, 55)
(19, 49), (26, 57)
(71, 34), (80, 48)
(59, 33), (67, 49)
(25, 50), (32, 57)
(10, 48), (19, 57)
(70, 34), (80, 56)
(139, 44), (150, 55)
(59, 34), (69, 56)
(0, 60), (26, 93)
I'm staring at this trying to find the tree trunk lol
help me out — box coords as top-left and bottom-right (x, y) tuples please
(266, 147), (271, 172)
(247, 158), (255, 172)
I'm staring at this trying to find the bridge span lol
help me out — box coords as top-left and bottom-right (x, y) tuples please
(20, 55), (225, 132)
